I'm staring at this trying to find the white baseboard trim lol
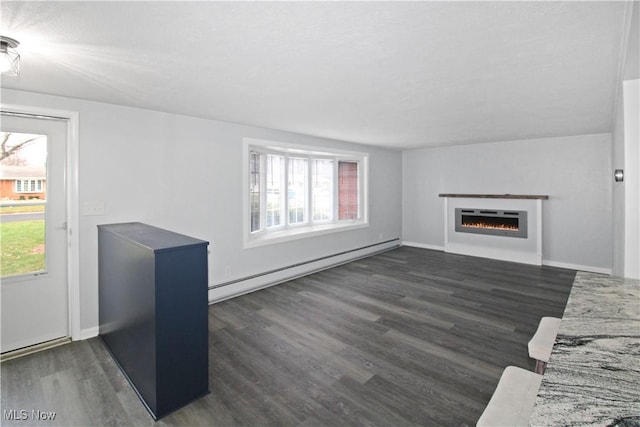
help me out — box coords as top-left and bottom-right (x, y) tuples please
(208, 239), (400, 303)
(542, 260), (612, 275)
(401, 241), (445, 251)
(77, 326), (99, 341)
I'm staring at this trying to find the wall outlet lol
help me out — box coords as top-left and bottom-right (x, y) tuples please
(82, 201), (105, 216)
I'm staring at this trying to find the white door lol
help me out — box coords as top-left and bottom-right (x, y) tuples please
(1, 113), (69, 353)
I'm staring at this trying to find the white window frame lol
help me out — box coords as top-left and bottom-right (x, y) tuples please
(243, 138), (369, 248)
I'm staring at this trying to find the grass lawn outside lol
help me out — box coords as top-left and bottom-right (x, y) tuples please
(0, 205), (46, 214)
(0, 220), (46, 277)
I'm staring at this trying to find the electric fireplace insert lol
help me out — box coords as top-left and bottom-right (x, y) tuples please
(455, 208), (527, 238)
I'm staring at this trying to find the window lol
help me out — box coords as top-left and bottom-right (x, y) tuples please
(246, 139), (368, 246)
(266, 154), (284, 228)
(288, 157), (308, 225)
(312, 159), (333, 222)
(338, 161), (359, 220)
(249, 152), (261, 232)
(15, 179), (44, 193)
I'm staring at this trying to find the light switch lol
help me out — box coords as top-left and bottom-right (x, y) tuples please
(82, 201), (105, 216)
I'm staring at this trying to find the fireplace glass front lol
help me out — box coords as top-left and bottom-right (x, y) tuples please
(455, 208), (527, 238)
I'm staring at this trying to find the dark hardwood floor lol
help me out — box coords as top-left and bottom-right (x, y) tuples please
(1, 247), (576, 426)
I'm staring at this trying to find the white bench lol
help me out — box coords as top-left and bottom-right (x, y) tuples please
(476, 366), (543, 427)
(528, 316), (561, 374)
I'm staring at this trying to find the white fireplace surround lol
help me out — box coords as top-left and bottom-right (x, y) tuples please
(440, 194), (547, 265)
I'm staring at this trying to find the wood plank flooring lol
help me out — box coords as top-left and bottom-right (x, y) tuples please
(1, 247), (576, 426)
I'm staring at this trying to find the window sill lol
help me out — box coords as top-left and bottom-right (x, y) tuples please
(245, 221), (369, 248)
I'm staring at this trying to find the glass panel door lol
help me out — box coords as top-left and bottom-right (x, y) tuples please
(1, 114), (68, 353)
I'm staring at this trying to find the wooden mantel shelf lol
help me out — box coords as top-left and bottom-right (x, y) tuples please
(438, 193), (549, 200)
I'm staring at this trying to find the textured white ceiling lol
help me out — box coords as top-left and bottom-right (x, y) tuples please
(0, 1), (634, 149)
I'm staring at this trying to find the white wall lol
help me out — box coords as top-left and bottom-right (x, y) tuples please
(612, 0), (639, 278)
(623, 79), (640, 279)
(612, 81), (626, 276)
(1, 88), (402, 337)
(402, 134), (612, 272)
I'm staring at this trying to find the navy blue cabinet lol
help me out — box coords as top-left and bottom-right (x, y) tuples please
(98, 222), (209, 420)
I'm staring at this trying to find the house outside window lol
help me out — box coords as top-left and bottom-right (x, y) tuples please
(244, 138), (368, 247)
(15, 179), (44, 193)
(338, 161), (359, 220)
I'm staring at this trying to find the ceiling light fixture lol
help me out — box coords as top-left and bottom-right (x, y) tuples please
(0, 36), (20, 76)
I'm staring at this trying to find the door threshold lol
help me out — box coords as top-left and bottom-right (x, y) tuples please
(1, 337), (71, 362)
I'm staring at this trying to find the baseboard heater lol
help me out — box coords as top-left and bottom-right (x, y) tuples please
(209, 238), (400, 290)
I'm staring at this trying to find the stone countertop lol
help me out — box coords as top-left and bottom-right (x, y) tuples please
(529, 272), (640, 427)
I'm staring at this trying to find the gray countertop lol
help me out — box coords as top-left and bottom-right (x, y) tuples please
(529, 272), (640, 427)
